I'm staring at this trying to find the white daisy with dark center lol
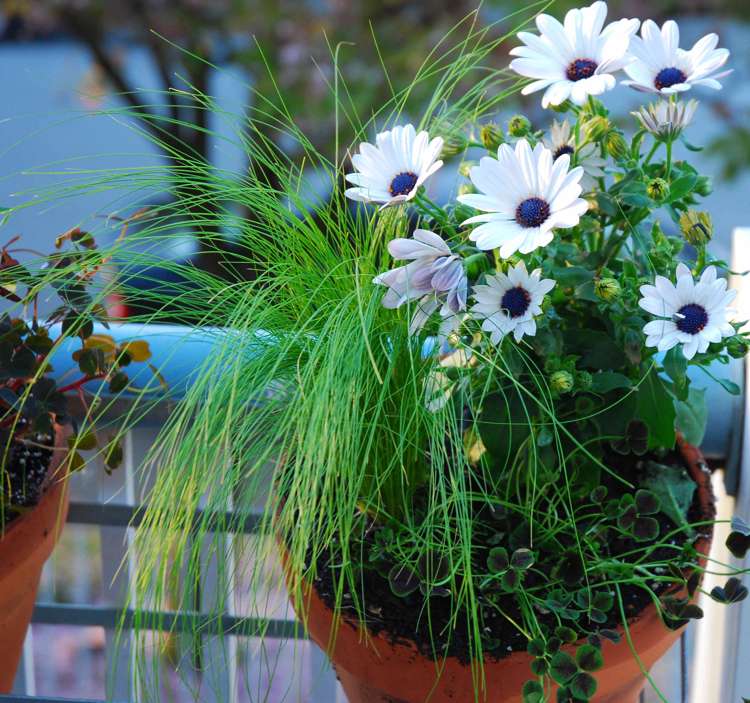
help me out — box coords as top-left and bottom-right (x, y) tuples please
(471, 262), (555, 344)
(509, 1), (639, 108)
(374, 229), (467, 338)
(344, 124), (444, 207)
(623, 20), (731, 95)
(458, 139), (589, 258)
(639, 263), (736, 360)
(546, 119), (606, 192)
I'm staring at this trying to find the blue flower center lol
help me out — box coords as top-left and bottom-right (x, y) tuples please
(553, 145), (575, 160)
(501, 286), (531, 318)
(515, 197), (550, 228)
(654, 67), (687, 90)
(675, 303), (708, 335)
(566, 59), (598, 82)
(389, 171), (418, 196)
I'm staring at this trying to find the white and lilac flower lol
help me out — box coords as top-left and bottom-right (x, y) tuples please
(623, 20), (731, 95)
(632, 99), (698, 142)
(471, 262), (555, 344)
(546, 119), (606, 192)
(639, 263), (736, 360)
(509, 1), (639, 108)
(374, 229), (467, 337)
(344, 124), (444, 207)
(458, 139), (589, 258)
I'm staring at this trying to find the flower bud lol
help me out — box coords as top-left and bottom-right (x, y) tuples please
(508, 115), (531, 137)
(457, 183), (475, 197)
(695, 176), (713, 197)
(679, 210), (713, 246)
(605, 131), (628, 160)
(458, 161), (475, 179)
(646, 177), (669, 202)
(576, 371), (593, 392)
(440, 133), (467, 159)
(550, 370), (574, 394)
(594, 277), (621, 302)
(727, 338), (747, 359)
(480, 123), (504, 151)
(585, 116), (610, 141)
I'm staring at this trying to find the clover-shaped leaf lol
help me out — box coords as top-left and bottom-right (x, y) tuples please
(726, 516), (750, 559)
(635, 489), (660, 515)
(388, 565), (419, 598)
(633, 516), (660, 542)
(710, 577), (748, 604)
(487, 547), (509, 574)
(522, 680), (544, 703)
(511, 548), (535, 570)
(570, 671), (598, 700)
(575, 643), (603, 672)
(550, 651), (578, 684)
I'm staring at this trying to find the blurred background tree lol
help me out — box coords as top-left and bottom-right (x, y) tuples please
(1, 0), (748, 277)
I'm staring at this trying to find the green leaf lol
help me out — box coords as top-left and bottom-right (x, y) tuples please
(642, 461), (696, 532)
(554, 266), (595, 287)
(388, 565), (420, 597)
(550, 651), (578, 684)
(570, 671), (598, 700)
(635, 489), (661, 515)
(590, 371), (631, 394)
(522, 680), (544, 703)
(675, 387), (707, 446)
(511, 548), (535, 570)
(668, 173), (698, 201)
(636, 368), (676, 449)
(663, 347), (688, 401)
(487, 547), (509, 573)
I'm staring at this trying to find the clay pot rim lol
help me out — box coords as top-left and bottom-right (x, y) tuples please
(1, 423), (71, 540)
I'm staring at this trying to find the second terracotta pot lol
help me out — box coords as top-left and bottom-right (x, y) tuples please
(0, 427), (70, 693)
(291, 440), (714, 703)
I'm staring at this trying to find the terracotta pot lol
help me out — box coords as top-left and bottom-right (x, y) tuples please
(0, 426), (70, 693)
(289, 439), (715, 703)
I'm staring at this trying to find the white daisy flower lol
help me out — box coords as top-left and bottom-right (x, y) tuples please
(374, 229), (467, 336)
(509, 1), (639, 108)
(639, 263), (737, 360)
(632, 99), (698, 142)
(458, 139), (589, 258)
(344, 124), (444, 207)
(471, 262), (555, 344)
(546, 119), (606, 192)
(623, 20), (731, 95)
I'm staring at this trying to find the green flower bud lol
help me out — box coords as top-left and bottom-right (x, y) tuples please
(458, 161), (475, 179)
(480, 123), (504, 151)
(576, 371), (593, 392)
(585, 115), (611, 141)
(457, 183), (475, 197)
(605, 131), (628, 160)
(550, 370), (574, 394)
(679, 210), (713, 246)
(594, 277), (621, 302)
(647, 177), (669, 202)
(695, 176), (713, 197)
(440, 133), (467, 159)
(508, 115), (531, 137)
(464, 252), (490, 279)
(727, 338), (748, 359)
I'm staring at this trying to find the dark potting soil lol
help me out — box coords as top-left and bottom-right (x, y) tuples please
(1, 432), (54, 527)
(308, 449), (710, 664)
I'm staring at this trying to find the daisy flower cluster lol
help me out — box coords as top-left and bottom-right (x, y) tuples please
(344, 2), (746, 457)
